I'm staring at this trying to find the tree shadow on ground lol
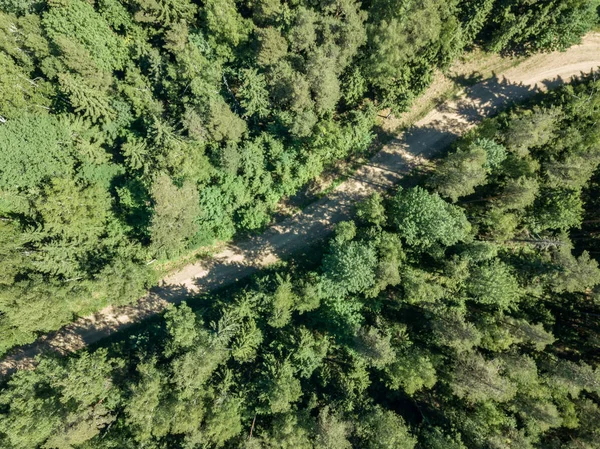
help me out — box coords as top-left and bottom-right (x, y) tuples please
(0, 284), (193, 377)
(445, 72), (542, 122)
(452, 71), (485, 87)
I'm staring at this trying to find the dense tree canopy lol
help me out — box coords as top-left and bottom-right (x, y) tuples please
(0, 0), (598, 369)
(2, 75), (600, 449)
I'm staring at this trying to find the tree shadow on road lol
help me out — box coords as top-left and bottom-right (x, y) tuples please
(0, 284), (194, 377)
(446, 72), (542, 122)
(451, 71), (485, 87)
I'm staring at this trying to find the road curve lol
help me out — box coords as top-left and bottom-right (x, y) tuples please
(2, 34), (600, 376)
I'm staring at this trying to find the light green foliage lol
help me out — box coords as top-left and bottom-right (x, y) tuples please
(24, 178), (112, 279)
(124, 359), (164, 442)
(259, 355), (303, 414)
(132, 0), (196, 25)
(1, 4), (600, 449)
(431, 308), (482, 353)
(307, 51), (341, 115)
(0, 350), (121, 449)
(97, 0), (133, 30)
(342, 67), (368, 106)
(358, 406), (416, 449)
(0, 51), (52, 120)
(477, 138), (507, 171)
(501, 317), (556, 351)
(485, 0), (600, 53)
(363, 0), (467, 110)
(239, 68), (270, 118)
(260, 412), (314, 449)
(0, 0), (36, 14)
(501, 152), (541, 179)
(494, 177), (539, 211)
(170, 342), (228, 398)
(269, 274), (297, 328)
(504, 107), (562, 155)
(202, 0), (250, 56)
(385, 347), (437, 395)
(451, 352), (517, 403)
(368, 231), (402, 296)
(288, 6), (317, 51)
(295, 278), (322, 314)
(37, 178), (109, 242)
(401, 267), (445, 304)
(545, 152), (600, 190)
(322, 240), (377, 295)
(292, 327), (329, 378)
(314, 407), (353, 449)
(365, 0), (443, 84)
(149, 175), (200, 258)
(551, 248), (600, 293)
(44, 352), (122, 449)
(512, 395), (562, 436)
(354, 325), (396, 368)
(256, 27), (288, 66)
(333, 221), (357, 244)
(467, 261), (521, 311)
(0, 114), (74, 190)
(420, 427), (467, 449)
(252, 0), (283, 25)
(546, 358), (600, 397)
(43, 0), (127, 72)
(500, 353), (542, 394)
(0, 374), (61, 448)
(58, 73), (115, 123)
(482, 208), (520, 240)
(391, 186), (471, 247)
(457, 241), (498, 263)
(231, 318), (263, 363)
(356, 192), (386, 227)
(564, 399), (600, 448)
(205, 97), (248, 143)
(431, 138), (507, 201)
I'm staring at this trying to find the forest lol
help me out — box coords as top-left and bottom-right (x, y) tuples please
(2, 70), (600, 448)
(1, 0), (600, 354)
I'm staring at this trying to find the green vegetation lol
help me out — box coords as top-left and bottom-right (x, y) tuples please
(1, 0), (599, 355)
(0, 0), (598, 353)
(2, 73), (600, 449)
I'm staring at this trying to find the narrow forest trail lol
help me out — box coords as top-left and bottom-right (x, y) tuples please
(2, 34), (600, 376)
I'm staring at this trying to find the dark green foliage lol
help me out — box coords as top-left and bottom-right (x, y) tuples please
(429, 142), (489, 202)
(0, 350), (122, 449)
(483, 0), (600, 53)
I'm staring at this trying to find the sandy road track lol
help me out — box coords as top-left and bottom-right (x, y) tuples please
(2, 34), (599, 376)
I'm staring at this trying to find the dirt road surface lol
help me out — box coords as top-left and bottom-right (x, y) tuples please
(2, 34), (599, 376)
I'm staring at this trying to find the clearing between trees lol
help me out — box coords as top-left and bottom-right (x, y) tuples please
(1, 33), (599, 376)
